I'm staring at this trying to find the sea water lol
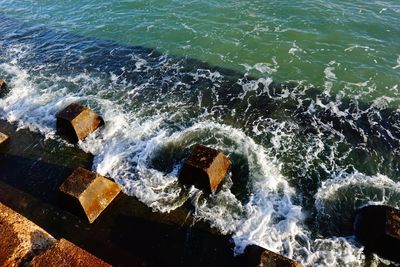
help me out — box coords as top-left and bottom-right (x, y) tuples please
(0, 1), (399, 266)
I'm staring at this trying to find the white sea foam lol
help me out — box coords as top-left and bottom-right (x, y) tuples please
(288, 41), (305, 56)
(315, 171), (400, 209)
(1, 43), (398, 267)
(323, 61), (339, 96)
(303, 237), (365, 267)
(379, 8), (387, 14)
(344, 45), (376, 52)
(0, 62), (63, 139)
(181, 23), (197, 33)
(393, 55), (400, 69)
(241, 58), (279, 75)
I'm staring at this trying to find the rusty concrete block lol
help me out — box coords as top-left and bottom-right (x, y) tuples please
(56, 103), (104, 143)
(355, 205), (400, 262)
(244, 245), (303, 267)
(0, 132), (8, 145)
(0, 203), (56, 267)
(0, 79), (7, 90)
(59, 167), (122, 223)
(29, 238), (111, 267)
(178, 144), (231, 193)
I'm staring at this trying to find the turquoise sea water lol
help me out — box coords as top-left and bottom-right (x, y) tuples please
(0, 1), (400, 266)
(2, 1), (399, 99)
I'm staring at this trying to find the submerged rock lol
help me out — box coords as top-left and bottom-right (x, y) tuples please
(30, 238), (111, 267)
(354, 205), (400, 262)
(178, 144), (231, 194)
(56, 103), (104, 143)
(59, 167), (121, 223)
(244, 245), (303, 267)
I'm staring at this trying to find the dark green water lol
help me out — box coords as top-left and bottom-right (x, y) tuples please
(0, 1), (399, 266)
(1, 1), (399, 100)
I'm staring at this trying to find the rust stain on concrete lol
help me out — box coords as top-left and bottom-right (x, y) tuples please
(179, 144), (231, 193)
(60, 167), (121, 223)
(0, 203), (56, 267)
(56, 103), (103, 142)
(29, 238), (111, 267)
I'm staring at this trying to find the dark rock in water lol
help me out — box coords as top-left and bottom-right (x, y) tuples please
(354, 205), (400, 262)
(30, 238), (111, 267)
(0, 132), (8, 145)
(0, 79), (6, 90)
(243, 245), (303, 267)
(56, 103), (104, 143)
(178, 144), (231, 194)
(0, 80), (8, 97)
(59, 167), (121, 223)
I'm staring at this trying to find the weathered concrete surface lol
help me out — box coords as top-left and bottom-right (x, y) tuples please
(0, 79), (6, 90)
(59, 167), (122, 223)
(244, 245), (303, 267)
(30, 238), (111, 267)
(179, 144), (231, 193)
(56, 103), (104, 142)
(354, 205), (400, 262)
(0, 132), (8, 145)
(0, 202), (56, 267)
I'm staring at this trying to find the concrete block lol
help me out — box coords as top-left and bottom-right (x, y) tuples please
(0, 203), (56, 267)
(0, 79), (7, 90)
(178, 144), (231, 193)
(0, 132), (8, 145)
(355, 205), (400, 261)
(29, 238), (111, 267)
(59, 167), (121, 223)
(244, 245), (302, 267)
(56, 103), (104, 142)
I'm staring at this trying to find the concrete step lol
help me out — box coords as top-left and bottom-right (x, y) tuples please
(0, 202), (110, 267)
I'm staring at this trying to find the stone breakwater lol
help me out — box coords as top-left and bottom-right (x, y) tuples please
(0, 77), (303, 266)
(0, 118), (301, 266)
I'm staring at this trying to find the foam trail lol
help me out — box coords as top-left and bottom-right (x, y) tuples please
(315, 171), (400, 210)
(304, 237), (365, 267)
(393, 55), (400, 69)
